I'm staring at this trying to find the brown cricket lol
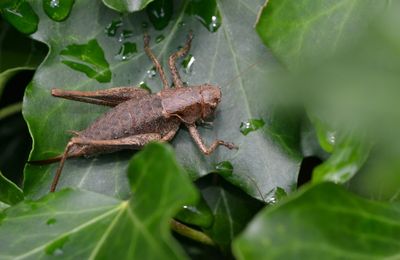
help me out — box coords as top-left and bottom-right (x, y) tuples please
(40, 32), (237, 192)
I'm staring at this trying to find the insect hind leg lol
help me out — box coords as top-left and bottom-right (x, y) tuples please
(144, 32), (169, 89)
(169, 31), (193, 89)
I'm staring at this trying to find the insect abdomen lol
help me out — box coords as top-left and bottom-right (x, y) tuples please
(80, 94), (174, 140)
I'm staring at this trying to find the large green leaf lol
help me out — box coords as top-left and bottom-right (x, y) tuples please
(233, 182), (400, 259)
(23, 0), (301, 200)
(0, 143), (198, 259)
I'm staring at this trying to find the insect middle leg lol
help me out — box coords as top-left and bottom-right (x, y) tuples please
(144, 32), (169, 89)
(186, 124), (237, 155)
(50, 133), (162, 192)
(169, 32), (193, 88)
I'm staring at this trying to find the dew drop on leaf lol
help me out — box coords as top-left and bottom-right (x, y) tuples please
(181, 54), (195, 74)
(60, 39), (112, 82)
(147, 67), (157, 78)
(240, 119), (265, 136)
(146, 0), (173, 30)
(105, 19), (122, 37)
(187, 0), (221, 33)
(264, 187), (287, 204)
(43, 0), (75, 22)
(114, 42), (137, 61)
(215, 161), (233, 177)
(118, 30), (134, 42)
(2, 1), (39, 34)
(45, 236), (69, 256)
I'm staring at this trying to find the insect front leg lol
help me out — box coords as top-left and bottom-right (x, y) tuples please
(143, 32), (169, 89)
(186, 124), (237, 155)
(50, 133), (162, 192)
(51, 87), (150, 107)
(169, 32), (193, 89)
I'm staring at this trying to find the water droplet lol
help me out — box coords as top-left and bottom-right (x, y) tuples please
(187, 0), (221, 33)
(45, 236), (69, 256)
(46, 218), (57, 225)
(156, 35), (165, 43)
(146, 0), (173, 30)
(327, 131), (336, 146)
(209, 15), (221, 32)
(176, 200), (214, 228)
(139, 81), (152, 93)
(118, 30), (134, 42)
(105, 19), (122, 37)
(240, 119), (265, 136)
(43, 0), (75, 21)
(265, 187), (287, 204)
(60, 39), (112, 83)
(215, 161), (233, 177)
(181, 54), (195, 74)
(2, 1), (39, 34)
(115, 42), (137, 61)
(147, 67), (157, 78)
(183, 205), (201, 214)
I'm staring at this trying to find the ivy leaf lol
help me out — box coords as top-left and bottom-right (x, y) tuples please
(0, 143), (197, 259)
(312, 130), (371, 184)
(0, 171), (23, 205)
(233, 183), (400, 259)
(102, 0), (155, 13)
(23, 0), (301, 200)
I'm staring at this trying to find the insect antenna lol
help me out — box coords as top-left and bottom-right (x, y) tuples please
(220, 60), (263, 88)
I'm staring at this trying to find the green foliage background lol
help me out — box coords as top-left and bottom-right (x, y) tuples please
(1, 0), (400, 259)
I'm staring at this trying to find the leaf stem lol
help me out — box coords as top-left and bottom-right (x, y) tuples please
(0, 102), (22, 120)
(171, 219), (216, 247)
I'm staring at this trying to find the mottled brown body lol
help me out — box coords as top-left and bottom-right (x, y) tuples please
(68, 94), (180, 157)
(41, 32), (237, 192)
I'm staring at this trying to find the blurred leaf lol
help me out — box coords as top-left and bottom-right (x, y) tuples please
(0, 0), (16, 9)
(0, 143), (197, 259)
(349, 148), (400, 202)
(23, 0), (301, 201)
(255, 0), (388, 70)
(0, 114), (31, 185)
(102, 0), (154, 12)
(312, 131), (371, 184)
(0, 201), (8, 210)
(0, 68), (27, 98)
(0, 171), (23, 205)
(198, 175), (264, 249)
(0, 18), (46, 76)
(233, 182), (400, 259)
